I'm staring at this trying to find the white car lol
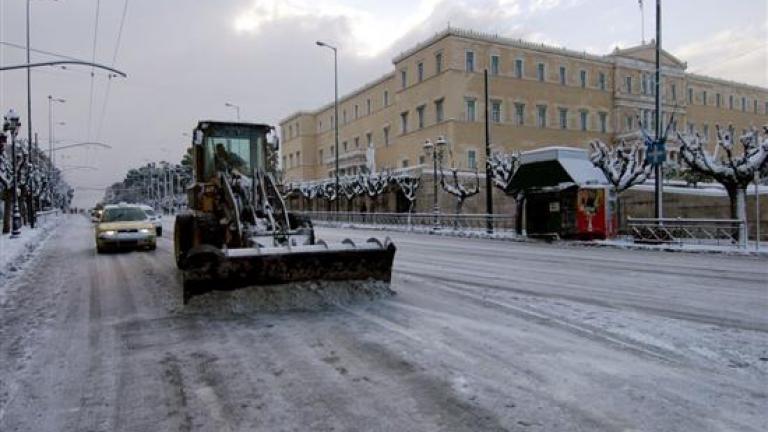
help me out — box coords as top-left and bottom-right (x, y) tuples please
(140, 205), (163, 236)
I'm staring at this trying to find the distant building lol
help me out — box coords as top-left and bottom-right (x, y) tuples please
(279, 27), (768, 183)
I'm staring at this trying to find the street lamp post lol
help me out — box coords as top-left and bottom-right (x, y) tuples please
(48, 95), (65, 202)
(4, 109), (23, 237)
(316, 40), (340, 212)
(224, 102), (241, 121)
(423, 136), (447, 229)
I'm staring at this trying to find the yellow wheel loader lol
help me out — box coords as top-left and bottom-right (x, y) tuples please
(174, 121), (396, 303)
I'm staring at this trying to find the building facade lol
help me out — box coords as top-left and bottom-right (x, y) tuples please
(279, 27), (768, 184)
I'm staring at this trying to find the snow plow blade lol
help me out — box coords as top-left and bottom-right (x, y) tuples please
(181, 238), (396, 303)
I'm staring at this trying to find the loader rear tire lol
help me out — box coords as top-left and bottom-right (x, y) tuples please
(174, 214), (195, 269)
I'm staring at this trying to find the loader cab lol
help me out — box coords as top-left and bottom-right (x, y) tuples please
(192, 121), (274, 182)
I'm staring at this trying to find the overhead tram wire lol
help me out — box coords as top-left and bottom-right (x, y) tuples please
(96, 0), (129, 140)
(86, 0), (101, 142)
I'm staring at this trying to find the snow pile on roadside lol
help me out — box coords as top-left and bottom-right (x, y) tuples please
(177, 279), (395, 314)
(315, 221), (523, 241)
(0, 217), (61, 298)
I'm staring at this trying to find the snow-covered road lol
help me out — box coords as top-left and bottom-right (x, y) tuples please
(1, 215), (766, 431)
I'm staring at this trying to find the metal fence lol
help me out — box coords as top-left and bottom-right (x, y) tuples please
(627, 217), (746, 248)
(36, 209), (60, 224)
(297, 211), (517, 233)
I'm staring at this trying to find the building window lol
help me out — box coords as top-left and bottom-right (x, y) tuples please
(467, 150), (477, 170)
(330, 115), (334, 128)
(537, 63), (545, 81)
(435, 98), (444, 123)
(703, 124), (709, 139)
(515, 59), (523, 78)
(625, 76), (632, 94)
(343, 109), (347, 124)
(466, 99), (476, 122)
(741, 97), (746, 112)
(417, 62), (424, 82)
(401, 70), (407, 89)
(354, 136), (359, 149)
(515, 103), (525, 126)
(537, 105), (547, 128)
(491, 100), (501, 123)
(383, 90), (389, 106)
(558, 108), (568, 129)
(465, 51), (475, 72)
(754, 100), (758, 113)
(383, 126), (390, 146)
(729, 95), (734, 109)
(343, 141), (348, 152)
(559, 66), (566, 85)
(366, 99), (371, 115)
(296, 151), (301, 165)
(366, 132), (372, 146)
(626, 116), (634, 131)
(598, 72), (606, 90)
(354, 104), (359, 119)
(688, 88), (693, 104)
(688, 122), (695, 135)
(402, 159), (409, 168)
(580, 70), (587, 88)
(419, 155), (426, 165)
(580, 110), (588, 131)
(599, 112), (607, 133)
(435, 52), (443, 74)
(702, 91), (707, 106)
(491, 55), (500, 75)
(400, 112), (408, 134)
(716, 93), (721, 107)
(765, 101), (768, 114)
(319, 149), (323, 162)
(642, 73), (648, 95)
(417, 105), (425, 129)
(289, 154), (293, 168)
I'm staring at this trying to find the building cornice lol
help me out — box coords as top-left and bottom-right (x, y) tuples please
(392, 26), (613, 65)
(686, 73), (768, 94)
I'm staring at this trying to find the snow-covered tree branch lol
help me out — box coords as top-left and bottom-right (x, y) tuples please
(487, 152), (520, 193)
(589, 139), (650, 193)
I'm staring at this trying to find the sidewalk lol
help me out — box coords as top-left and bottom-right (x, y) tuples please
(0, 216), (62, 296)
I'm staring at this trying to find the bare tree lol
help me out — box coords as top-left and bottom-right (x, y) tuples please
(440, 166), (480, 228)
(340, 175), (364, 211)
(678, 124), (768, 241)
(360, 171), (391, 212)
(394, 175), (421, 213)
(589, 140), (650, 194)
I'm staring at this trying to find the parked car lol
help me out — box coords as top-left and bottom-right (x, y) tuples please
(139, 204), (162, 236)
(95, 204), (156, 253)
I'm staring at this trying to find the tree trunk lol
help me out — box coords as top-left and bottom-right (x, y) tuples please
(454, 198), (464, 230)
(2, 190), (11, 234)
(726, 185), (747, 244)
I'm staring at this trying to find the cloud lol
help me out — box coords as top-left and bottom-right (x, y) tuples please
(673, 26), (767, 87)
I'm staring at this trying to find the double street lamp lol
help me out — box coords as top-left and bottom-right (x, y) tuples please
(3, 109), (23, 237)
(423, 136), (447, 229)
(316, 40), (340, 212)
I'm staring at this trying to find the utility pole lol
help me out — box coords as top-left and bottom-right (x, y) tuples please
(484, 69), (493, 234)
(26, 0), (35, 227)
(653, 0), (663, 219)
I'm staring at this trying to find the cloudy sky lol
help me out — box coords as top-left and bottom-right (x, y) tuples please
(1, 0), (766, 207)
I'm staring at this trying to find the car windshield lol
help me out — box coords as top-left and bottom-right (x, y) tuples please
(102, 207), (148, 222)
(144, 209), (156, 217)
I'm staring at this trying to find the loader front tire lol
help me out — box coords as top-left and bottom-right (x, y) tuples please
(174, 214), (195, 269)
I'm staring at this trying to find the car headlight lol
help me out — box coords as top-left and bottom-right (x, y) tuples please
(139, 228), (151, 234)
(101, 230), (116, 236)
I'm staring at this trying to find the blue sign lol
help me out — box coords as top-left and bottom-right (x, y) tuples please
(645, 141), (667, 165)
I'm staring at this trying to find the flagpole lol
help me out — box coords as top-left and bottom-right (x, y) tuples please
(640, 0), (645, 44)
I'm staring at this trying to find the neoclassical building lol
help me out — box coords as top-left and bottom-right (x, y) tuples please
(279, 27), (768, 184)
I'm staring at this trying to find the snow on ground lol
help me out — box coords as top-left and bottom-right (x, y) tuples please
(0, 215), (766, 431)
(0, 215), (62, 300)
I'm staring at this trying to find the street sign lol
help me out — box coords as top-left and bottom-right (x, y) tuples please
(645, 141), (667, 166)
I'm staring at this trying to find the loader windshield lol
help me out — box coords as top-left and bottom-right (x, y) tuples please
(200, 124), (267, 180)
